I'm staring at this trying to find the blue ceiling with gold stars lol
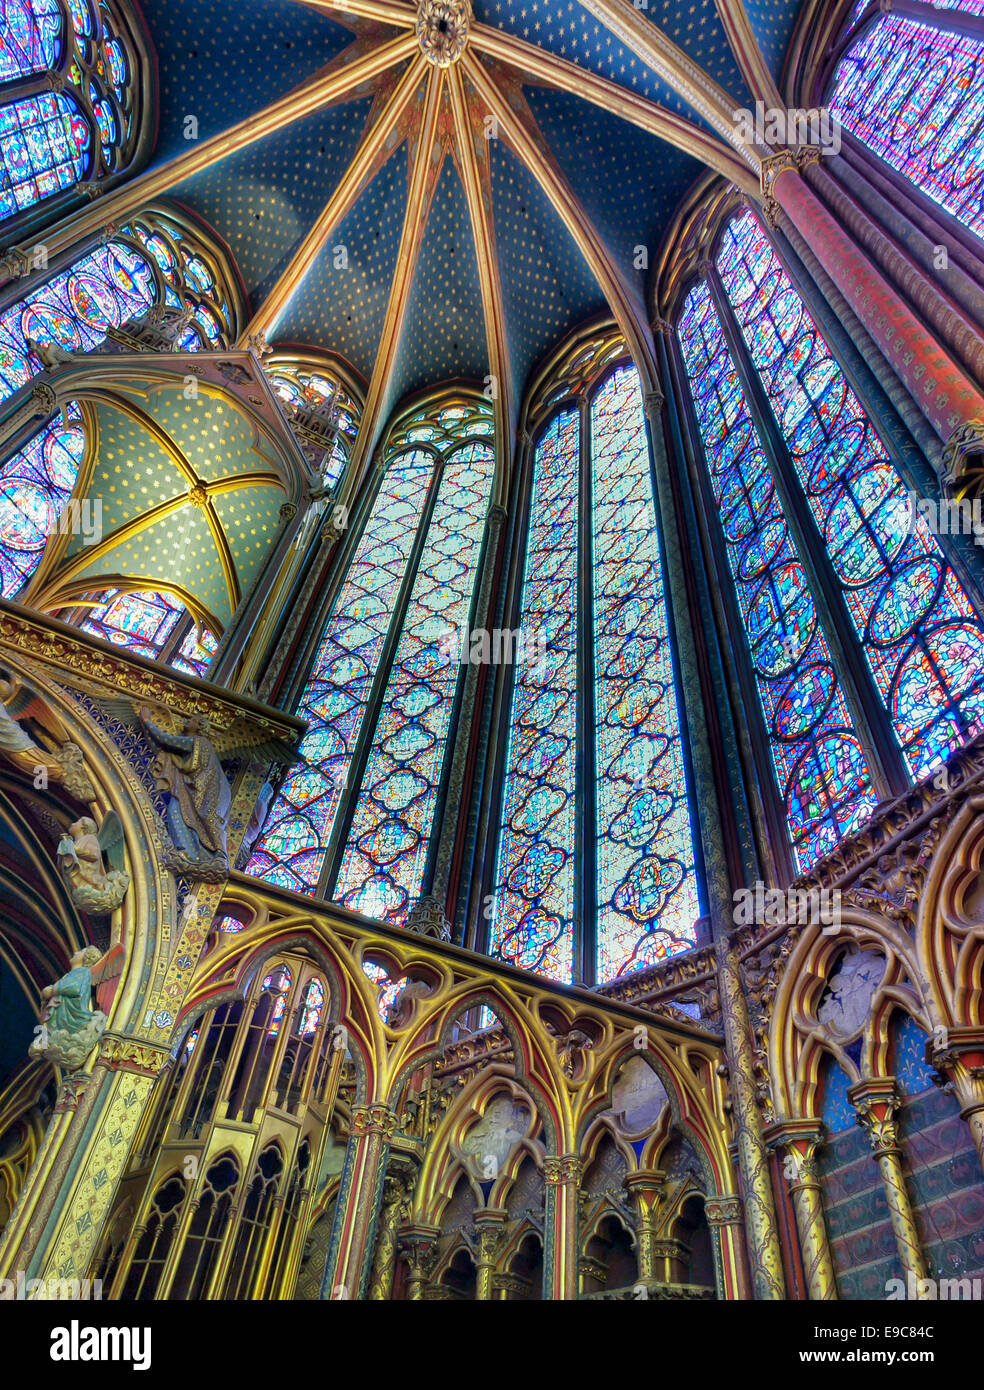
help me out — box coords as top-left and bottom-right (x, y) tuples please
(133, 0), (806, 413)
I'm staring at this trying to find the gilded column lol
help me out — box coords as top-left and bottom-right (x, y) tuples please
(474, 1207), (508, 1301)
(623, 1168), (666, 1286)
(543, 1154), (583, 1300)
(928, 1027), (984, 1178)
(399, 1224), (441, 1301)
(320, 1104), (397, 1301)
(767, 1119), (837, 1300)
(704, 1195), (750, 1301)
(765, 157), (984, 482)
(716, 938), (786, 1298)
(367, 1169), (410, 1301)
(848, 1078), (929, 1288)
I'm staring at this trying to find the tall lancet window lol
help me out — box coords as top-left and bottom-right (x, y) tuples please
(247, 397), (495, 926)
(678, 209), (984, 869)
(0, 0), (143, 227)
(829, 7), (984, 237)
(487, 360), (702, 986)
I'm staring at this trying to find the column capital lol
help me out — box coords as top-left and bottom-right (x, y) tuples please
(928, 1025), (984, 1118)
(704, 1194), (743, 1226)
(350, 1103), (398, 1138)
(848, 1077), (903, 1157)
(764, 1118), (826, 1186)
(941, 419), (984, 491)
(653, 318), (675, 338)
(643, 389), (665, 419)
(760, 149), (798, 198)
(543, 1154), (583, 1185)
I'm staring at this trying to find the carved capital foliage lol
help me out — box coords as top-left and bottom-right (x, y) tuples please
(350, 1104), (398, 1139)
(848, 1078), (902, 1156)
(704, 1195), (743, 1225)
(543, 1154), (583, 1185)
(928, 1027), (984, 1116)
(97, 1034), (170, 1077)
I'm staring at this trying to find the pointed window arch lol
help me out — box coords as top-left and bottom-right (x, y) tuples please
(0, 0), (144, 226)
(486, 358), (703, 986)
(0, 210), (237, 657)
(828, 10), (984, 237)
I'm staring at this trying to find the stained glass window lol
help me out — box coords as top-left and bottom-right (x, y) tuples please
(0, 92), (90, 219)
(716, 211), (984, 778)
(247, 398), (496, 920)
(487, 369), (701, 984)
(334, 442), (494, 925)
(0, 406), (85, 598)
(76, 589), (217, 678)
(262, 966), (292, 1037)
(0, 241), (155, 406)
(127, 213), (235, 348)
(247, 450), (438, 895)
(268, 364), (361, 487)
(591, 370), (701, 976)
(299, 979), (325, 1036)
(829, 14), (984, 237)
(0, 0), (140, 223)
(362, 961), (408, 1024)
(0, 1), (63, 84)
(677, 282), (879, 868)
(488, 411), (579, 984)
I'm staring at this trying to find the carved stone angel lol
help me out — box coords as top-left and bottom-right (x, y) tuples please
(29, 945), (122, 1071)
(96, 698), (299, 881)
(0, 675), (95, 800)
(57, 812), (129, 914)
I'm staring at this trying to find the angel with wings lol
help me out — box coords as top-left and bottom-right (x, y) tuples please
(57, 812), (129, 915)
(29, 945), (123, 1072)
(0, 674), (95, 802)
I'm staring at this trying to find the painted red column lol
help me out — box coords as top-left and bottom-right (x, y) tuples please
(765, 157), (984, 483)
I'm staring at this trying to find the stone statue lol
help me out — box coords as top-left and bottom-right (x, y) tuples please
(0, 675), (95, 801)
(57, 812), (129, 915)
(29, 947), (110, 1071)
(96, 696), (300, 881)
(138, 705), (232, 880)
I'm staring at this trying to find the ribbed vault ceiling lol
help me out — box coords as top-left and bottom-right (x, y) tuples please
(125, 0), (806, 465)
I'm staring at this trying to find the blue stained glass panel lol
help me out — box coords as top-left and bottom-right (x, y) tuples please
(591, 367), (701, 976)
(830, 15), (984, 238)
(334, 443), (494, 925)
(488, 411), (579, 984)
(0, 90), (90, 219)
(0, 241), (155, 404)
(718, 211), (984, 779)
(0, 408), (84, 597)
(247, 451), (437, 895)
(0, 0), (63, 82)
(677, 281), (879, 867)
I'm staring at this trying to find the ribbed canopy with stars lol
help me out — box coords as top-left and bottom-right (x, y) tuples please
(123, 0), (801, 472)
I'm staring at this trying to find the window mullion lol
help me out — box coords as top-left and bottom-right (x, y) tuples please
(705, 259), (910, 803)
